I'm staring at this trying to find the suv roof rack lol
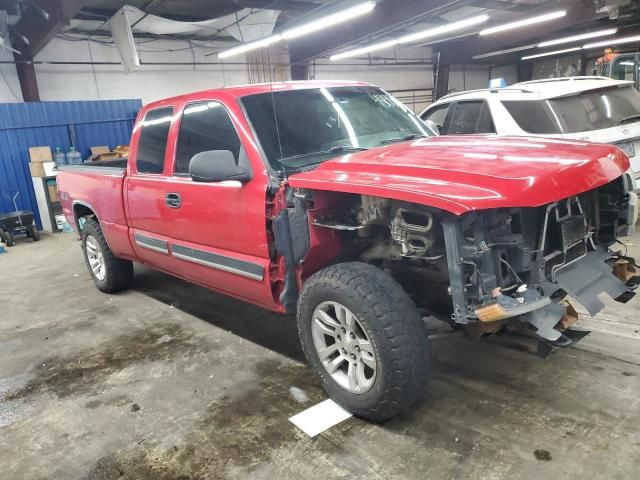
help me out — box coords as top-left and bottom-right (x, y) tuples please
(515, 76), (611, 85)
(440, 87), (534, 100)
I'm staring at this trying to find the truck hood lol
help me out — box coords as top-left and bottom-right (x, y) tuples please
(287, 135), (630, 215)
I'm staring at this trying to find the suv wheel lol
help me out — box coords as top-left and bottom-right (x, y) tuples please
(297, 262), (429, 421)
(81, 219), (133, 293)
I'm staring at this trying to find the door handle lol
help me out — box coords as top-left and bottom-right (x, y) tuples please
(165, 193), (181, 208)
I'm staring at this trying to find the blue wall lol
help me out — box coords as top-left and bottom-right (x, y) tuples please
(0, 99), (141, 227)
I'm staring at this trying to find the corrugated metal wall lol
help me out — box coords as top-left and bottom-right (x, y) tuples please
(0, 99), (141, 227)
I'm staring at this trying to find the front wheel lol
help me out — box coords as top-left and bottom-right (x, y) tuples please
(297, 262), (429, 421)
(81, 219), (133, 293)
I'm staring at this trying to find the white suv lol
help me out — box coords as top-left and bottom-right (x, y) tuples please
(420, 76), (640, 185)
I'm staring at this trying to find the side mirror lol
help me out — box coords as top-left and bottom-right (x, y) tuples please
(189, 150), (251, 183)
(425, 119), (441, 134)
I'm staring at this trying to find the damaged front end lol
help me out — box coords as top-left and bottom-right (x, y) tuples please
(442, 175), (639, 355)
(296, 173), (638, 357)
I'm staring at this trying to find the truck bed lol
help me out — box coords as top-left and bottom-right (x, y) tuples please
(57, 162), (127, 230)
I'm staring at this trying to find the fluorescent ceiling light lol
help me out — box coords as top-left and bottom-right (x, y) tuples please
(281, 1), (376, 39)
(480, 10), (566, 36)
(472, 44), (536, 60)
(330, 39), (399, 60)
(218, 1), (376, 59)
(218, 35), (282, 59)
(537, 28), (617, 47)
(521, 47), (581, 60)
(398, 14), (488, 44)
(583, 34), (640, 49)
(331, 14), (488, 61)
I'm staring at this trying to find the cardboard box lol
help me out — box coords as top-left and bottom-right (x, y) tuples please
(89, 145), (129, 161)
(29, 146), (53, 163)
(48, 184), (59, 202)
(89, 146), (118, 161)
(29, 161), (56, 177)
(90, 146), (110, 156)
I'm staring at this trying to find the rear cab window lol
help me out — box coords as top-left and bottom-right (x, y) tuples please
(174, 101), (243, 175)
(136, 106), (174, 174)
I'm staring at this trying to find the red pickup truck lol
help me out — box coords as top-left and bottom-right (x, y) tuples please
(58, 81), (639, 420)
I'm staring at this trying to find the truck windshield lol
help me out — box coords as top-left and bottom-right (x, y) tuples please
(241, 86), (433, 173)
(547, 85), (640, 133)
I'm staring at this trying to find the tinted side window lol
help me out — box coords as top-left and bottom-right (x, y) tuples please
(421, 104), (450, 133)
(476, 103), (496, 134)
(175, 101), (242, 174)
(448, 101), (485, 134)
(136, 107), (173, 174)
(501, 100), (560, 134)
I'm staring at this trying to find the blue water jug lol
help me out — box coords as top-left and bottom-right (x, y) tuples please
(53, 147), (66, 166)
(66, 146), (82, 165)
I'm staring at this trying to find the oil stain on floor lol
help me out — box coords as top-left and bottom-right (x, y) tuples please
(87, 359), (326, 480)
(3, 324), (206, 401)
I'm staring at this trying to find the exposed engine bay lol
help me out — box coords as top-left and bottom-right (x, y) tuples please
(291, 175), (640, 354)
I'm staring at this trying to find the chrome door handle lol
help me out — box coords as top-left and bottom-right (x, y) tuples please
(165, 193), (181, 208)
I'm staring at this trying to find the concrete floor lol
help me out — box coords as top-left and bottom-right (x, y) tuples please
(1, 231), (640, 480)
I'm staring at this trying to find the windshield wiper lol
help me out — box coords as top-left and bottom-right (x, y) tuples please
(619, 114), (640, 125)
(380, 134), (427, 145)
(279, 145), (368, 165)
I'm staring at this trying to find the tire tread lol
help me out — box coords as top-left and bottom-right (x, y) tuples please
(82, 219), (133, 293)
(297, 262), (429, 421)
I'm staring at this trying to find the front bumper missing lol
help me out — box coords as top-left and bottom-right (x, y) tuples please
(472, 251), (639, 352)
(554, 251), (635, 316)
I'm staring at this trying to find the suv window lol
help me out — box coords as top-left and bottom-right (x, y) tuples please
(136, 107), (173, 174)
(501, 100), (560, 134)
(421, 103), (451, 133)
(548, 86), (640, 133)
(174, 101), (242, 175)
(448, 101), (495, 134)
(611, 57), (636, 82)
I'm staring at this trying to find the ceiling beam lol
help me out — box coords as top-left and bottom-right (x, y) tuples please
(11, 0), (88, 57)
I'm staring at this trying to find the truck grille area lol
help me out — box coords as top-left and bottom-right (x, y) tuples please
(559, 215), (587, 251)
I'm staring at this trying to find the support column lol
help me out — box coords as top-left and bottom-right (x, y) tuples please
(290, 62), (309, 81)
(15, 55), (40, 102)
(434, 61), (449, 101)
(516, 62), (533, 83)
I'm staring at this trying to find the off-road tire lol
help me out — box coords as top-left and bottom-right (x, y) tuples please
(82, 218), (133, 293)
(297, 262), (429, 421)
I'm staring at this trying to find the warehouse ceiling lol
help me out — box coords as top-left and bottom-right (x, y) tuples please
(1, 0), (639, 64)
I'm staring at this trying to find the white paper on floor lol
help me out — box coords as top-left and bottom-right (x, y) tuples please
(289, 399), (353, 437)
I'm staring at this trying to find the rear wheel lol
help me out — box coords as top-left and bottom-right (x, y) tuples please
(30, 225), (40, 241)
(81, 219), (133, 293)
(297, 262), (429, 421)
(3, 230), (14, 246)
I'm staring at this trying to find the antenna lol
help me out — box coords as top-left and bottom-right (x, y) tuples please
(270, 82), (284, 162)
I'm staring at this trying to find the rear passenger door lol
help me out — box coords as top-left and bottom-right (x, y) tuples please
(447, 100), (495, 135)
(125, 106), (177, 272)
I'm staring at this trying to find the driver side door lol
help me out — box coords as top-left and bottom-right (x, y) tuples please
(161, 99), (276, 309)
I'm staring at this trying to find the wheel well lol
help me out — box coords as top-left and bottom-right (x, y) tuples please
(73, 203), (96, 229)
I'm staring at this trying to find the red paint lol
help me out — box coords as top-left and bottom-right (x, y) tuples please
(57, 82), (630, 313)
(289, 135), (630, 215)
